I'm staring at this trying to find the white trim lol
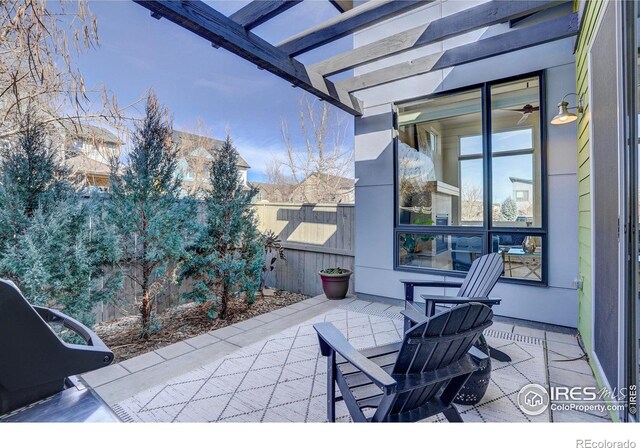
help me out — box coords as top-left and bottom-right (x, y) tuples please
(592, 350), (615, 397)
(592, 349), (625, 421)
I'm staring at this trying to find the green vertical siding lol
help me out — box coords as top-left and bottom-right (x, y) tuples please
(576, 0), (604, 354)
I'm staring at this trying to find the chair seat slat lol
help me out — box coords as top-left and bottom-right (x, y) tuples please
(349, 382), (386, 403)
(357, 395), (385, 410)
(338, 352), (398, 376)
(342, 364), (395, 388)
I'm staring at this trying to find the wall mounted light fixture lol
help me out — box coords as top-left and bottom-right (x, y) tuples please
(550, 93), (584, 125)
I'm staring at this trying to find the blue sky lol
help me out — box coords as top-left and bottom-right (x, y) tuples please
(75, 1), (355, 182)
(71, 1), (530, 198)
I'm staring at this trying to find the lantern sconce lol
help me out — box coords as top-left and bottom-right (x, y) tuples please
(550, 93), (584, 125)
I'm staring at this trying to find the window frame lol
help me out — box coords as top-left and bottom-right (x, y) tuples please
(392, 71), (548, 286)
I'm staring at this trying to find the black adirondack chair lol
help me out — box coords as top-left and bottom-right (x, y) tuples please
(0, 279), (115, 417)
(314, 302), (493, 422)
(399, 253), (507, 404)
(400, 253), (508, 361)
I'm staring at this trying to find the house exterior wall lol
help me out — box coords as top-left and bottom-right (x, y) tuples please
(511, 179), (534, 218)
(352, 1), (580, 327)
(68, 139), (119, 166)
(62, 129), (120, 192)
(575, 0), (604, 359)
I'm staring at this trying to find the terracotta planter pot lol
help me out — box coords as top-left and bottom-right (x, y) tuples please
(319, 269), (352, 300)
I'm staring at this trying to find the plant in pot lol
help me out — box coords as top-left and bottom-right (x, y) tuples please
(319, 267), (352, 300)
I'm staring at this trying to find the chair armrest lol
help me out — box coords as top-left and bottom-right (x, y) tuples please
(400, 303), (428, 326)
(419, 295), (501, 307)
(399, 279), (463, 289)
(314, 322), (396, 393)
(34, 306), (112, 353)
(469, 345), (490, 369)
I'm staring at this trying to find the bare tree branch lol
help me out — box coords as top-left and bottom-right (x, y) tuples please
(275, 94), (354, 203)
(461, 184), (483, 223)
(0, 1), (141, 140)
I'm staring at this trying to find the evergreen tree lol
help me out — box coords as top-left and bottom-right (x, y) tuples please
(0, 112), (71, 249)
(0, 111), (121, 326)
(501, 197), (518, 221)
(106, 92), (190, 336)
(181, 136), (264, 320)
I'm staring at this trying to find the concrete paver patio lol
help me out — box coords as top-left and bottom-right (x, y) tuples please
(81, 295), (611, 423)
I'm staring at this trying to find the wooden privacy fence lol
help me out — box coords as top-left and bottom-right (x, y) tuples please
(254, 203), (354, 297)
(94, 264), (195, 323)
(93, 202), (355, 323)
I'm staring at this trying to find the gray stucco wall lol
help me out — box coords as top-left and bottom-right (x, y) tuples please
(352, 2), (579, 327)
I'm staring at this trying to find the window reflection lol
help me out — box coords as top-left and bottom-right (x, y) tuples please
(398, 233), (483, 272)
(398, 90), (483, 226)
(491, 78), (542, 227)
(492, 234), (543, 280)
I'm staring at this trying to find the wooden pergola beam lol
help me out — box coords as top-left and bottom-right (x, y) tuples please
(329, 0), (353, 13)
(312, 0), (567, 77)
(277, 0), (432, 57)
(338, 12), (579, 93)
(134, 1), (362, 116)
(230, 1), (302, 30)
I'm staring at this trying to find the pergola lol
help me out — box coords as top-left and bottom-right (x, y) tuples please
(134, 0), (579, 116)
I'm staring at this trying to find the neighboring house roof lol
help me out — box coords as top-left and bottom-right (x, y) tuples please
(67, 124), (120, 145)
(298, 172), (356, 190)
(66, 154), (112, 177)
(250, 181), (269, 191)
(509, 176), (533, 185)
(291, 173), (356, 203)
(249, 181), (295, 200)
(250, 182), (281, 193)
(172, 130), (251, 169)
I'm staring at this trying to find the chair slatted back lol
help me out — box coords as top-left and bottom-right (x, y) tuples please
(387, 303), (493, 417)
(458, 253), (503, 298)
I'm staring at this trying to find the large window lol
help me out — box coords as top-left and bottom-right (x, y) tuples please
(395, 74), (546, 283)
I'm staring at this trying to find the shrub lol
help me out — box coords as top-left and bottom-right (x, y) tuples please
(181, 136), (264, 319)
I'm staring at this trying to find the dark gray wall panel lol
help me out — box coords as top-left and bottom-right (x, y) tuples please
(591, 1), (620, 388)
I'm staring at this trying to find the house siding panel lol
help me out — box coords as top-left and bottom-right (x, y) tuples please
(575, 0), (605, 354)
